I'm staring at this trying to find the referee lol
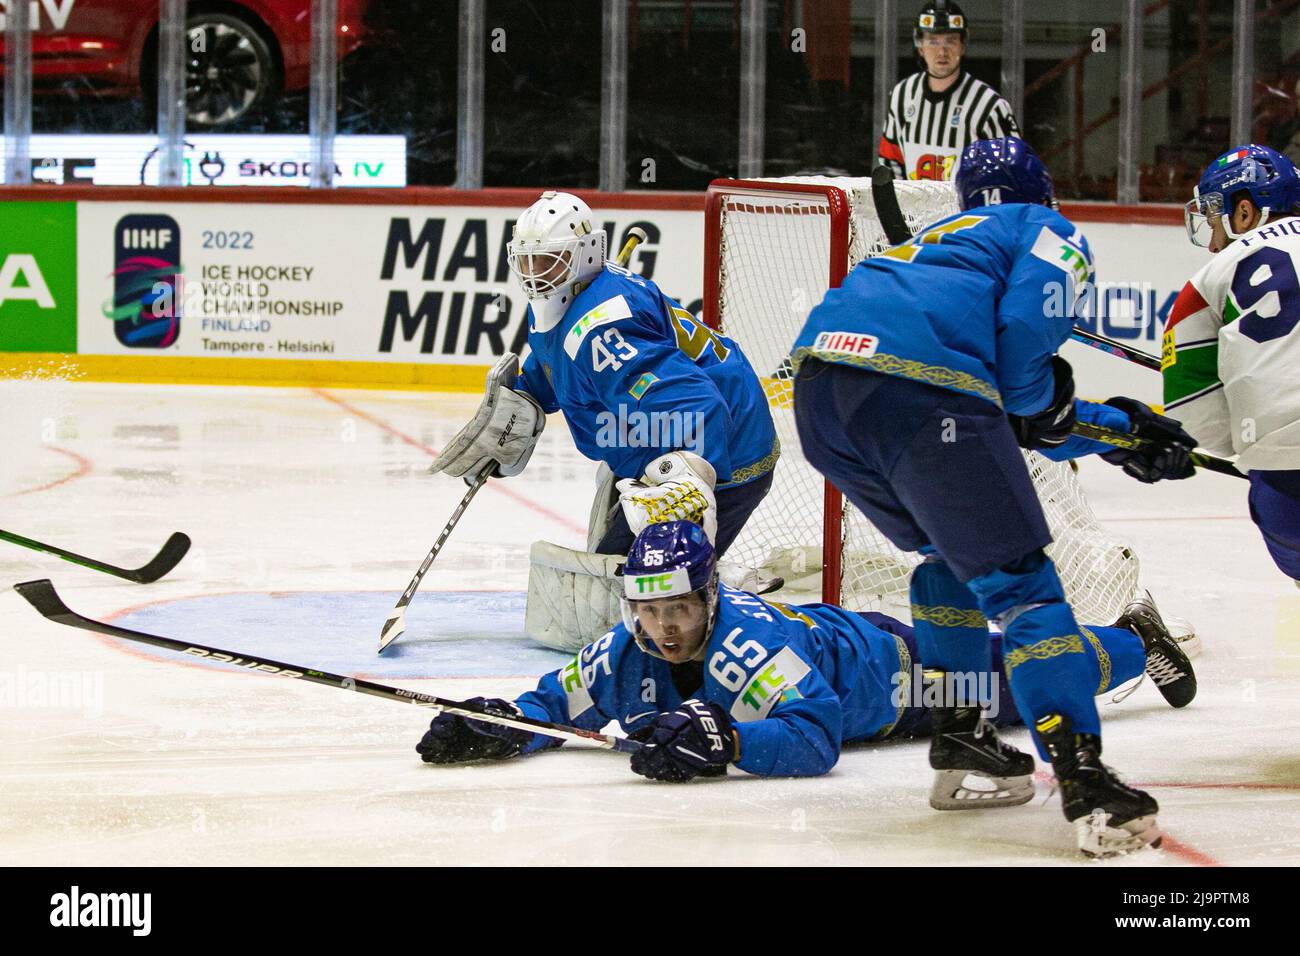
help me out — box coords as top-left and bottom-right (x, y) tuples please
(877, 1), (1020, 181)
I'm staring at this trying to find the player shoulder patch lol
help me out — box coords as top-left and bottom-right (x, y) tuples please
(1029, 225), (1091, 285)
(628, 372), (658, 400)
(729, 646), (813, 723)
(564, 294), (633, 360)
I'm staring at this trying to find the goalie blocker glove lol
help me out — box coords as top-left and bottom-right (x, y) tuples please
(416, 697), (555, 764)
(616, 451), (719, 543)
(430, 353), (546, 481)
(1007, 355), (1076, 450)
(1099, 396), (1197, 483)
(630, 698), (737, 782)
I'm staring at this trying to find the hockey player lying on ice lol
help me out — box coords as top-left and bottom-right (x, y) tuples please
(416, 521), (1196, 845)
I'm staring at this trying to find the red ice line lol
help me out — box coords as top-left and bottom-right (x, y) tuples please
(9, 445), (93, 498)
(311, 387), (587, 537)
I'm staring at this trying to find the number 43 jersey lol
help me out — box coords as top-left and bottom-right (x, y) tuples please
(516, 264), (778, 486)
(1163, 218), (1300, 471)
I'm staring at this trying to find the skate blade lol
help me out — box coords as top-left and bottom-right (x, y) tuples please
(929, 769), (1035, 811)
(1166, 615), (1201, 658)
(1076, 811), (1162, 858)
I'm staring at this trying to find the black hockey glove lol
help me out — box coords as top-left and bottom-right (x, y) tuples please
(1007, 356), (1077, 450)
(1099, 396), (1198, 483)
(630, 699), (736, 782)
(415, 697), (534, 764)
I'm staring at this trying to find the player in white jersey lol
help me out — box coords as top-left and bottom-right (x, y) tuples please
(877, 1), (1020, 181)
(1175, 144), (1300, 581)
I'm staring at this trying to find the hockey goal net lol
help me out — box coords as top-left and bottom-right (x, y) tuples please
(703, 176), (1139, 624)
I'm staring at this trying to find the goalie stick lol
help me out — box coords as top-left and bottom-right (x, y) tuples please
(14, 578), (642, 754)
(378, 227), (651, 655)
(0, 528), (190, 584)
(870, 168), (1165, 374)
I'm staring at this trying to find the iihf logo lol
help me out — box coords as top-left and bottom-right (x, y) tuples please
(105, 214), (183, 348)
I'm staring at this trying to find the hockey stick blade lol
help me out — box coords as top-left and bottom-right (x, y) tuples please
(0, 528), (191, 583)
(378, 464), (493, 655)
(13, 578), (642, 754)
(871, 165), (914, 246)
(126, 531), (192, 583)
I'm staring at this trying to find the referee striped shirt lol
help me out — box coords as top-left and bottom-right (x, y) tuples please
(877, 71), (1020, 181)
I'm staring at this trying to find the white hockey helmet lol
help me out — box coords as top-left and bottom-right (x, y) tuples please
(507, 192), (607, 307)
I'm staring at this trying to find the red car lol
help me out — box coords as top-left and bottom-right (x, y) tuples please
(2, 0), (371, 127)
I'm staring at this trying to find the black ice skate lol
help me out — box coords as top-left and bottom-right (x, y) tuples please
(1115, 591), (1197, 708)
(927, 673), (1035, 810)
(1035, 712), (1161, 858)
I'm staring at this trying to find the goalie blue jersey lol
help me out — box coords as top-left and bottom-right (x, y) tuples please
(513, 585), (914, 777)
(791, 203), (1095, 417)
(516, 265), (778, 487)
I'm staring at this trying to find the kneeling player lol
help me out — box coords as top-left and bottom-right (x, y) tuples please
(789, 138), (1199, 855)
(416, 522), (1195, 849)
(1176, 144), (1300, 583)
(429, 192), (779, 651)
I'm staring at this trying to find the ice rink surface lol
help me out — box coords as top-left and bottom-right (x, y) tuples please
(2, 377), (1298, 867)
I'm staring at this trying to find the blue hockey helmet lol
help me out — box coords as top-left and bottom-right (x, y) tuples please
(1185, 144), (1300, 248)
(954, 137), (1056, 210)
(621, 520), (719, 661)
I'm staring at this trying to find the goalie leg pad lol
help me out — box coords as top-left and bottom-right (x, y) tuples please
(526, 540), (624, 652)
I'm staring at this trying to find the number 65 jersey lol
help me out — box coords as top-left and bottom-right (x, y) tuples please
(1164, 218), (1300, 471)
(515, 264), (778, 487)
(513, 585), (913, 777)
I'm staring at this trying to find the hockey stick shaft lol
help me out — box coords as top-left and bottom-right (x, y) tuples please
(0, 528), (190, 584)
(615, 227), (648, 267)
(1071, 421), (1245, 479)
(378, 461), (493, 653)
(14, 578), (641, 754)
(1068, 327), (1163, 372)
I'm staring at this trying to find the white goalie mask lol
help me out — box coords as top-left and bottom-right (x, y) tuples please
(508, 191), (607, 330)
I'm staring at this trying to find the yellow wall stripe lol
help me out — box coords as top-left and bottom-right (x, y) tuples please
(0, 353), (492, 393)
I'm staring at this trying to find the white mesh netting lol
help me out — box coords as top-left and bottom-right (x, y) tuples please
(712, 176), (1139, 624)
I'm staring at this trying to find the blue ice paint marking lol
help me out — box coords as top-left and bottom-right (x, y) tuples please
(112, 591), (572, 678)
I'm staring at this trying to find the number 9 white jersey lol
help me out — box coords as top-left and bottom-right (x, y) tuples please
(1164, 216), (1300, 471)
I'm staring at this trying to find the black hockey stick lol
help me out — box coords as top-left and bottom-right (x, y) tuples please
(14, 578), (642, 754)
(872, 170), (1169, 374)
(1071, 421), (1245, 480)
(871, 165), (913, 245)
(1069, 327), (1163, 372)
(0, 529), (190, 583)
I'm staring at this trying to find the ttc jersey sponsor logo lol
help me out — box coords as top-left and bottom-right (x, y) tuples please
(107, 215), (182, 348)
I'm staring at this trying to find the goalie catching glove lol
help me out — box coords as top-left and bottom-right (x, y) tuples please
(430, 352), (546, 481)
(616, 451), (719, 543)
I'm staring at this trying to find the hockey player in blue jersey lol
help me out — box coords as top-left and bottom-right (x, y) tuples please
(431, 192), (780, 651)
(788, 138), (1200, 856)
(416, 522), (1195, 828)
